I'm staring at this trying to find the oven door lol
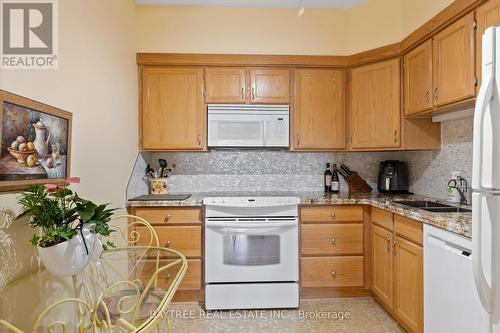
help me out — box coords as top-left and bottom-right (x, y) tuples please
(205, 220), (298, 283)
(208, 113), (267, 147)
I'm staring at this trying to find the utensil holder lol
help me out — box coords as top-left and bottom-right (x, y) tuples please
(150, 178), (169, 195)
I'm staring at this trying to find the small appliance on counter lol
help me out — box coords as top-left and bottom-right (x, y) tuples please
(377, 160), (409, 194)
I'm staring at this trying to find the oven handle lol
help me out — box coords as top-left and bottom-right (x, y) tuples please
(206, 222), (297, 229)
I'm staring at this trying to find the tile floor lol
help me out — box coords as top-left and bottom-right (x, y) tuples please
(162, 297), (403, 333)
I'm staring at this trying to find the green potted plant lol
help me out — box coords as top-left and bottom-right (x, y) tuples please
(19, 178), (115, 276)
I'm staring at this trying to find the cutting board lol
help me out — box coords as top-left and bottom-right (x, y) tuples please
(130, 194), (191, 201)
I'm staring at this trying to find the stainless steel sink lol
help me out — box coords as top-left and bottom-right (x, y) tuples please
(392, 200), (471, 213)
(392, 200), (450, 208)
(420, 207), (471, 213)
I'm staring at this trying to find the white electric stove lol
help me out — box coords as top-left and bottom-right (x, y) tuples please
(204, 196), (300, 310)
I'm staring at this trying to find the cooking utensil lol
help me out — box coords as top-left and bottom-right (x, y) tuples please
(338, 167), (349, 179)
(146, 164), (157, 178)
(340, 164), (352, 176)
(158, 159), (168, 178)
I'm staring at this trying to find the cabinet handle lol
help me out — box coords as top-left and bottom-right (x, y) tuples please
(241, 87), (245, 100)
(392, 240), (397, 255)
(164, 214), (171, 223)
(296, 134), (300, 146)
(331, 212), (336, 218)
(425, 90), (430, 103)
(165, 240), (171, 247)
(331, 237), (336, 245)
(166, 273), (171, 279)
(251, 87), (255, 100)
(197, 134), (202, 146)
(386, 238), (391, 251)
(433, 87), (438, 99)
(394, 130), (398, 143)
(331, 271), (336, 278)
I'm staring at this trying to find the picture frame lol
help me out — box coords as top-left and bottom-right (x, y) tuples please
(0, 90), (72, 192)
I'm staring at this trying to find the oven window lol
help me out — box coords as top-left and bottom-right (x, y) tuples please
(217, 121), (263, 140)
(223, 233), (280, 266)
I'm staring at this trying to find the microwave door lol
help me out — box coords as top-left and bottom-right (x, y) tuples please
(208, 114), (266, 147)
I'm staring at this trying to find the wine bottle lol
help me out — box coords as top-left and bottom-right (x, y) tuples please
(331, 164), (340, 193)
(324, 163), (332, 193)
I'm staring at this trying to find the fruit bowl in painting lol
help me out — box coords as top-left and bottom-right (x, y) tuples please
(8, 148), (36, 163)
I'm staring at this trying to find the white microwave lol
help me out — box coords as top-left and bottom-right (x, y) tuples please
(207, 104), (290, 148)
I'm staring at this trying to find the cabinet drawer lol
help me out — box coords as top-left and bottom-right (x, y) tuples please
(372, 207), (393, 231)
(135, 226), (202, 257)
(301, 257), (364, 288)
(394, 215), (423, 245)
(141, 258), (202, 291)
(301, 224), (363, 255)
(134, 207), (202, 225)
(301, 206), (363, 223)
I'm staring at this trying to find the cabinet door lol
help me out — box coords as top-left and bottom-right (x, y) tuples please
(476, 0), (500, 87)
(205, 67), (246, 103)
(141, 67), (205, 150)
(293, 69), (346, 150)
(404, 40), (433, 116)
(250, 68), (290, 104)
(351, 59), (401, 149)
(394, 236), (423, 333)
(372, 225), (393, 311)
(433, 12), (475, 107)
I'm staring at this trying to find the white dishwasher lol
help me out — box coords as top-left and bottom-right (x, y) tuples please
(424, 224), (490, 333)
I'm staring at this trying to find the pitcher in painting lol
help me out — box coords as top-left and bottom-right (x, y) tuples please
(33, 120), (51, 161)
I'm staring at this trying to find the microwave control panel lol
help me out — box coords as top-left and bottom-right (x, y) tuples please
(267, 116), (289, 147)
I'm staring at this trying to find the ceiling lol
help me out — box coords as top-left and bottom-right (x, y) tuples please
(135, 0), (367, 9)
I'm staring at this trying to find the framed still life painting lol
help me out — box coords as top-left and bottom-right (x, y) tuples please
(0, 90), (72, 191)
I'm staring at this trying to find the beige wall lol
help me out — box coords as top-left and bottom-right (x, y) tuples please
(0, 0), (137, 290)
(136, 6), (351, 55)
(136, 0), (454, 55)
(401, 0), (454, 36)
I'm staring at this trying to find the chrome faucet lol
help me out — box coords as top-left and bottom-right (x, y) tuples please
(448, 177), (469, 205)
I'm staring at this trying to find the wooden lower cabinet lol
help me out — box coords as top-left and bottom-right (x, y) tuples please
(135, 225), (202, 257)
(133, 207), (202, 225)
(394, 236), (423, 333)
(300, 205), (367, 297)
(372, 224), (393, 310)
(301, 224), (363, 255)
(128, 207), (204, 303)
(141, 258), (202, 291)
(371, 209), (423, 333)
(301, 257), (364, 288)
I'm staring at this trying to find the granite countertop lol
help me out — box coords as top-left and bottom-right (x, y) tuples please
(126, 191), (472, 239)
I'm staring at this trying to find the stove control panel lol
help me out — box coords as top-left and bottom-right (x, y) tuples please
(203, 197), (300, 207)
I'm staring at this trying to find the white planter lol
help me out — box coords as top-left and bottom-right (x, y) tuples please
(37, 227), (96, 277)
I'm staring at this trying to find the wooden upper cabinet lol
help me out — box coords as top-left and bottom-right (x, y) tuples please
(141, 67), (205, 150)
(404, 40), (433, 116)
(250, 68), (290, 104)
(476, 0), (500, 87)
(205, 67), (246, 103)
(350, 58), (401, 149)
(372, 224), (393, 311)
(394, 236), (423, 333)
(293, 69), (346, 150)
(433, 12), (476, 107)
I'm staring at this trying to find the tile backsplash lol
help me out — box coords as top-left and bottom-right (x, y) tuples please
(406, 118), (473, 199)
(127, 118), (473, 200)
